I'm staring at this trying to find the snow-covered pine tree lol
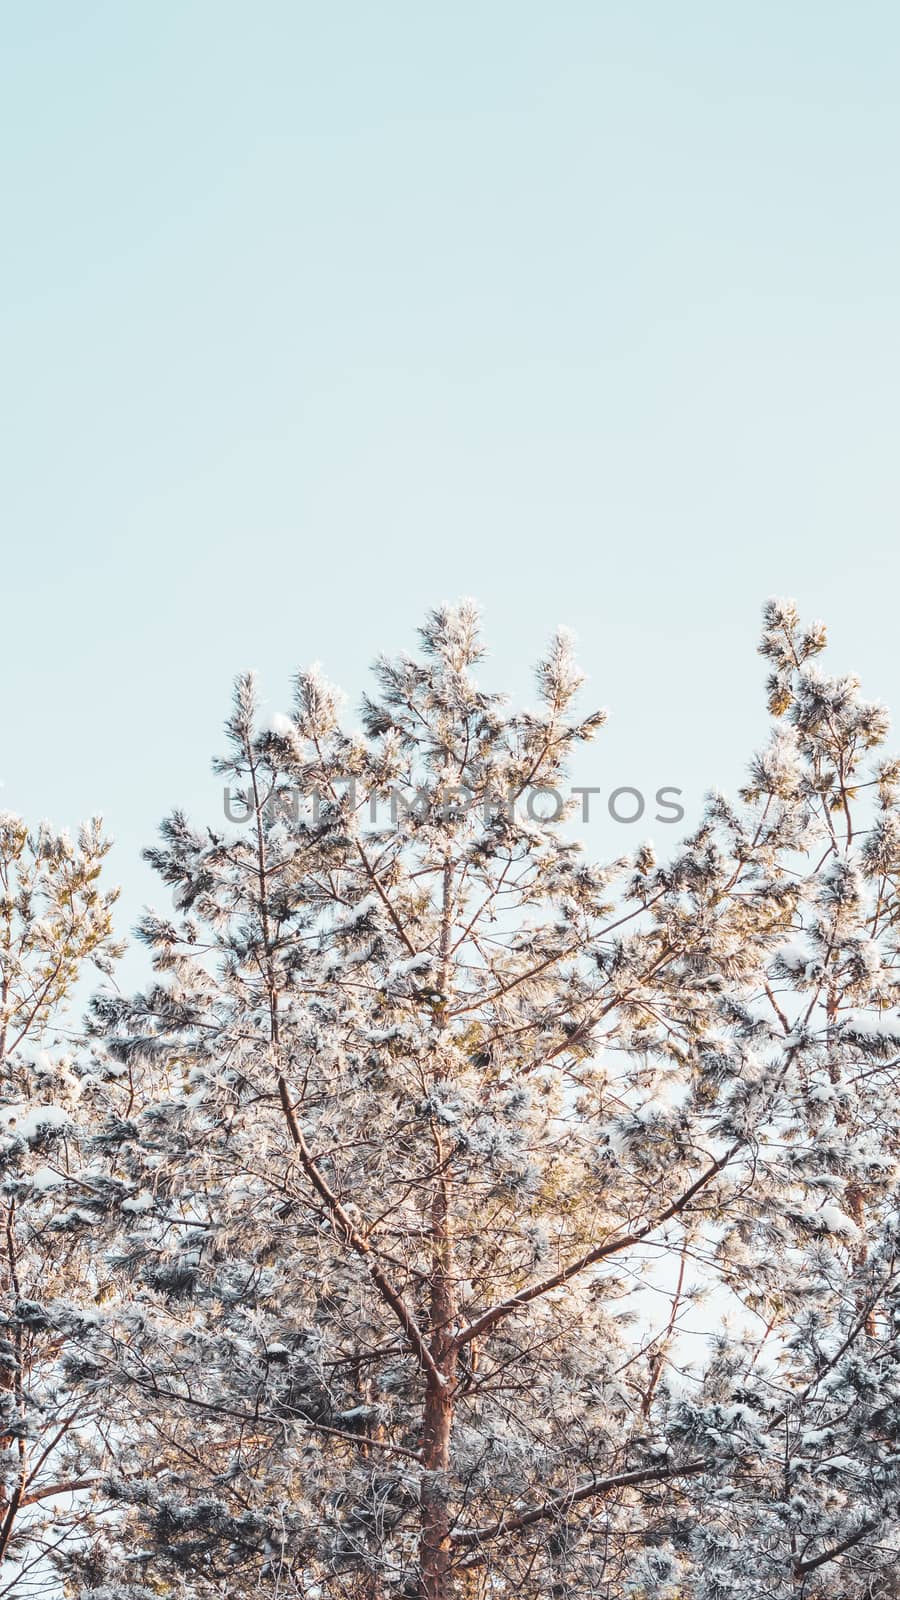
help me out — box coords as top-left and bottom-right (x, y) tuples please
(638, 603), (900, 1599)
(89, 602), (900, 1599)
(0, 813), (122, 1596)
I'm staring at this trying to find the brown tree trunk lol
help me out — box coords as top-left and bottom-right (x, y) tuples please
(0, 1203), (25, 1562)
(420, 1377), (454, 1599)
(418, 860), (458, 1599)
(845, 1181), (876, 1337)
(418, 1134), (457, 1600)
(826, 992), (876, 1338)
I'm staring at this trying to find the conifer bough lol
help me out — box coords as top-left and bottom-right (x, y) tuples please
(10, 600), (900, 1600)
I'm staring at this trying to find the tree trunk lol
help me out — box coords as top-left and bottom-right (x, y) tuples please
(420, 1373), (454, 1599)
(419, 862), (458, 1599)
(419, 1121), (457, 1599)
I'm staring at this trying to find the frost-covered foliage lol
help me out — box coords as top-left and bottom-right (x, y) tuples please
(71, 600), (900, 1599)
(0, 816), (122, 1595)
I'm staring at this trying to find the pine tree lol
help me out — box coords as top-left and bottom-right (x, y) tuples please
(87, 602), (900, 1599)
(0, 814), (122, 1596)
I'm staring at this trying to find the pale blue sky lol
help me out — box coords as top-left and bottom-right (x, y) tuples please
(3, 3), (899, 963)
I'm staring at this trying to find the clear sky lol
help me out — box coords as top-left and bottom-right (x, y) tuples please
(3, 2), (899, 968)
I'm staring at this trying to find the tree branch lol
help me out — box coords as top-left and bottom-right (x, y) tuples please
(451, 1458), (707, 1548)
(19, 1476), (101, 1509)
(794, 1518), (878, 1577)
(276, 1074), (445, 1387)
(455, 1147), (737, 1346)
